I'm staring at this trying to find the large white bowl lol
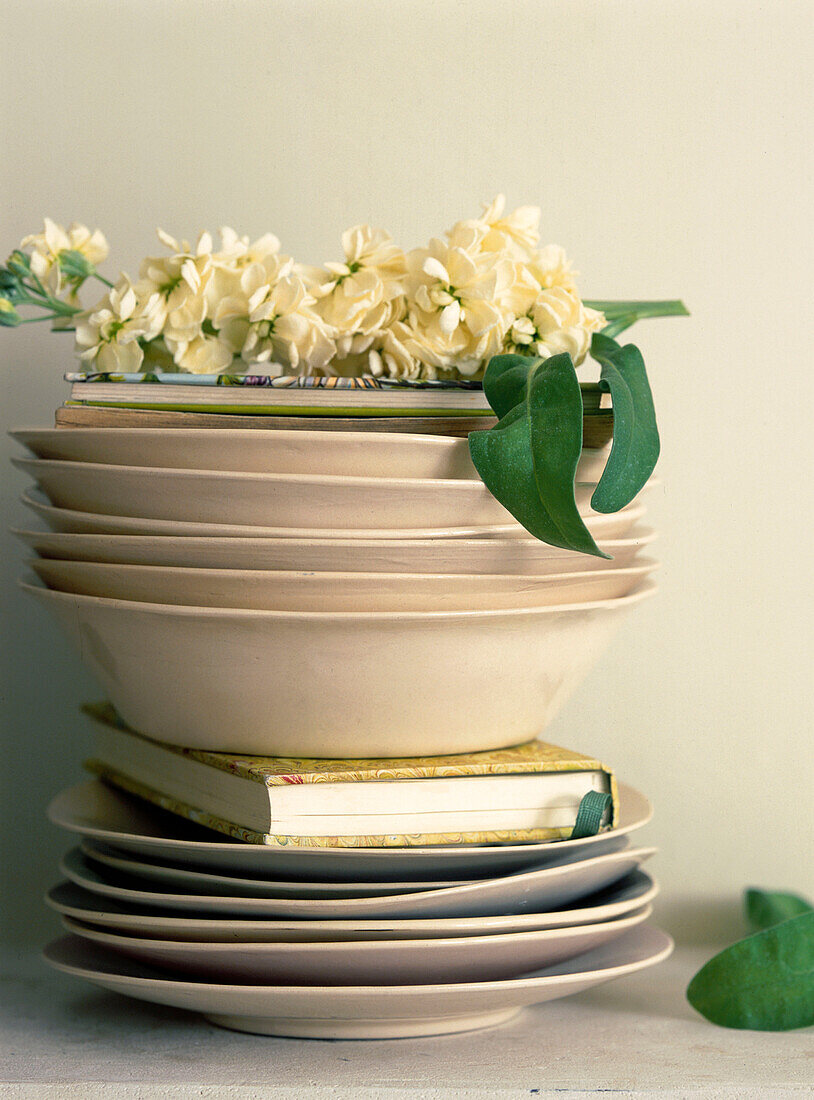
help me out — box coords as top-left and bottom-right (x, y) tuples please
(14, 457), (646, 529)
(13, 525), (656, 573)
(11, 427), (612, 483)
(30, 557), (659, 611)
(22, 579), (656, 756)
(19, 487), (646, 541)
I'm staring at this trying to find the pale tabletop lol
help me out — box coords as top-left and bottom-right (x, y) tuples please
(0, 943), (809, 1098)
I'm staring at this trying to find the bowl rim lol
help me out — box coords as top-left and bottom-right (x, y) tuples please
(20, 576), (658, 621)
(13, 455), (636, 494)
(11, 524), (658, 552)
(27, 556), (660, 585)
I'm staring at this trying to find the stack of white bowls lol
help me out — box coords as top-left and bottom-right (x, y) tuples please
(42, 778), (671, 1037)
(12, 424), (670, 1036)
(12, 427), (659, 757)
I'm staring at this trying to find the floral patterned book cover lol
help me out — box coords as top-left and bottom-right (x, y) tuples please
(83, 702), (618, 848)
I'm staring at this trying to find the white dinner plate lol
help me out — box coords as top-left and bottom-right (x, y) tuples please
(45, 872), (659, 941)
(43, 925), (674, 1037)
(13, 525), (657, 574)
(15, 457), (651, 529)
(49, 779), (653, 879)
(11, 427), (612, 483)
(19, 487), (646, 541)
(80, 840), (482, 897)
(31, 557), (659, 612)
(60, 846), (656, 918)
(59, 903), (652, 984)
(22, 580), (657, 757)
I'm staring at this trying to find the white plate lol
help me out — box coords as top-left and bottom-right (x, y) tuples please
(45, 872), (659, 941)
(20, 488), (648, 542)
(31, 557), (659, 612)
(49, 779), (653, 879)
(22, 580), (656, 757)
(11, 427), (613, 483)
(80, 840), (482, 897)
(13, 525), (657, 574)
(60, 846), (656, 918)
(43, 925), (674, 1037)
(15, 457), (651, 530)
(58, 903), (652, 984)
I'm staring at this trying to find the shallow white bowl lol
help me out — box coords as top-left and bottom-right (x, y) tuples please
(11, 427), (612, 482)
(14, 525), (656, 573)
(22, 579), (657, 756)
(43, 926), (674, 1038)
(59, 903), (652, 984)
(49, 779), (653, 880)
(14, 457), (648, 529)
(60, 845), (656, 919)
(46, 873), (659, 942)
(31, 557), (659, 612)
(19, 487), (646, 541)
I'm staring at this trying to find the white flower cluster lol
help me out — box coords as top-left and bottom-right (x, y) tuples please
(58, 199), (605, 377)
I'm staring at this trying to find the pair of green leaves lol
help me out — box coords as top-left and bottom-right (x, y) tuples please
(468, 333), (659, 555)
(686, 889), (814, 1031)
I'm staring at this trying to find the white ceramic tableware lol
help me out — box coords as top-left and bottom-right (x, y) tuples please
(14, 457), (650, 529)
(11, 427), (612, 482)
(60, 846), (656, 919)
(43, 926), (674, 1037)
(23, 580), (657, 756)
(20, 488), (647, 541)
(79, 840), (479, 897)
(59, 903), (652, 984)
(13, 525), (657, 574)
(31, 557), (660, 612)
(48, 780), (653, 879)
(46, 872), (659, 941)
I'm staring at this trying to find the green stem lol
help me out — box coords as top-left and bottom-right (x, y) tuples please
(93, 272), (114, 289)
(585, 299), (689, 320)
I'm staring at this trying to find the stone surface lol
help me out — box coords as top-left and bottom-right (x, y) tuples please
(1, 944), (810, 1097)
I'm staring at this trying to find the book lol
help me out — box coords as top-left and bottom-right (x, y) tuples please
(64, 373), (606, 417)
(82, 702), (618, 848)
(66, 374), (493, 415)
(55, 403), (614, 447)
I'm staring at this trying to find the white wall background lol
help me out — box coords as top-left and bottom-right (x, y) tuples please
(1, 0), (812, 947)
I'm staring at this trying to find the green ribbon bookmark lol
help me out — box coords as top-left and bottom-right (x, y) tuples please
(571, 790), (613, 839)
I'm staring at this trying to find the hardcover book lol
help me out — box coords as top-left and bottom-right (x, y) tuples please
(82, 703), (618, 848)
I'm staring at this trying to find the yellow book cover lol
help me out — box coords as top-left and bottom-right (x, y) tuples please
(83, 702), (618, 848)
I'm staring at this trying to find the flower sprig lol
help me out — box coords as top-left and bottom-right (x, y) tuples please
(2, 203), (687, 381)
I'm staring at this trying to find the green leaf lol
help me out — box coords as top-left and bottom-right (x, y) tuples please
(469, 354), (608, 557)
(686, 910), (814, 1031)
(481, 353), (535, 420)
(589, 332), (660, 513)
(746, 889), (813, 932)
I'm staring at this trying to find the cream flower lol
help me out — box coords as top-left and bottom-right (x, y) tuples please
(312, 225), (406, 349)
(527, 244), (578, 293)
(21, 218), (109, 294)
(74, 277), (162, 372)
(453, 195), (541, 261)
(237, 263), (336, 373)
(505, 286), (605, 366)
(136, 230), (218, 367)
(406, 224), (508, 370)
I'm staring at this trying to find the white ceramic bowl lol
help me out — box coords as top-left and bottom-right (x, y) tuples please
(19, 488), (646, 541)
(13, 525), (657, 573)
(22, 579), (656, 756)
(11, 427), (612, 483)
(30, 557), (660, 612)
(14, 457), (642, 529)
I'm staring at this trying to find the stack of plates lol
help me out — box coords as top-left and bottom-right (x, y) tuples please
(44, 779), (671, 1038)
(12, 428), (658, 757)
